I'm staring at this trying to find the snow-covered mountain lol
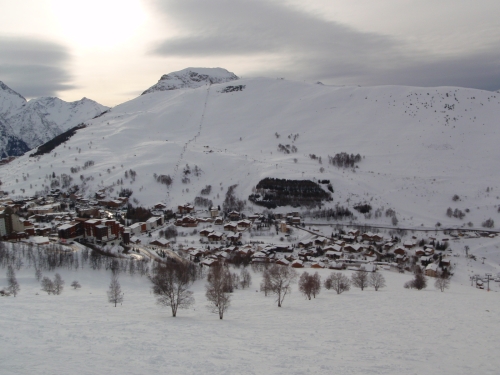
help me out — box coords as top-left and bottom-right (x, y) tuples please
(0, 119), (29, 158)
(2, 68), (500, 228)
(0, 81), (26, 116)
(0, 82), (30, 156)
(6, 96), (108, 151)
(0, 81), (108, 158)
(141, 67), (238, 95)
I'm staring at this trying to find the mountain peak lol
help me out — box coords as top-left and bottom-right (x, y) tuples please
(141, 67), (238, 95)
(0, 81), (27, 102)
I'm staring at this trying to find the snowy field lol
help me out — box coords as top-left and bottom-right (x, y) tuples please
(2, 238), (500, 375)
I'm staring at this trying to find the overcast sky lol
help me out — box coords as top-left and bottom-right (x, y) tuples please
(1, 0), (499, 106)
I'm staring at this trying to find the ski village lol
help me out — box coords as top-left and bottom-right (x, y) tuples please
(1, 68), (500, 374)
(0, 186), (491, 280)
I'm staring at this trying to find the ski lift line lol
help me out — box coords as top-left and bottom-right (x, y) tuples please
(170, 84), (212, 184)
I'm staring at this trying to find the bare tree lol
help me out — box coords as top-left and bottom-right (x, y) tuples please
(298, 272), (322, 300)
(35, 268), (43, 282)
(205, 264), (231, 319)
(41, 277), (54, 294)
(53, 273), (64, 295)
(299, 272), (312, 300)
(14, 257), (23, 271)
(260, 270), (271, 296)
(351, 270), (369, 291)
(107, 275), (123, 307)
(149, 263), (194, 317)
(324, 272), (351, 294)
(230, 272), (240, 290)
(265, 265), (298, 307)
(311, 272), (321, 298)
(240, 268), (252, 289)
(6, 265), (20, 297)
(71, 281), (81, 289)
(369, 273), (386, 291)
(434, 273), (450, 292)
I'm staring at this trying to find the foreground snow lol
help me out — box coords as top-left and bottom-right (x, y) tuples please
(1, 240), (500, 375)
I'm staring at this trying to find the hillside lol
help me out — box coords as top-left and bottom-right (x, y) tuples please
(1, 69), (500, 228)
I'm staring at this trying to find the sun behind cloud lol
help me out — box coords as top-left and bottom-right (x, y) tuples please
(51, 0), (147, 49)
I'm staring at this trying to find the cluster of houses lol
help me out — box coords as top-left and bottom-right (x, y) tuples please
(182, 238), (377, 270)
(0, 197), (63, 242)
(124, 216), (165, 244)
(173, 205), (266, 240)
(174, 204), (302, 227)
(58, 218), (120, 244)
(57, 208), (166, 246)
(0, 190), (485, 279)
(175, 227), (455, 277)
(0, 190), (167, 247)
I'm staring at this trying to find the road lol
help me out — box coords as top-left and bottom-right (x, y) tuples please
(301, 221), (500, 234)
(132, 244), (187, 264)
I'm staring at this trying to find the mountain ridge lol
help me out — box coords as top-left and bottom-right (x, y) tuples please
(0, 81), (26, 102)
(0, 81), (108, 157)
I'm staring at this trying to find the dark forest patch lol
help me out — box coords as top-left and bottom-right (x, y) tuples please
(249, 178), (332, 209)
(221, 85), (246, 93)
(30, 124), (87, 157)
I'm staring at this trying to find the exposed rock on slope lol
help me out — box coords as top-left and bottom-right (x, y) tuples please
(141, 67), (238, 95)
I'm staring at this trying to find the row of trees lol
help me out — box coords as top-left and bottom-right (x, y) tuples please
(446, 207), (465, 219)
(148, 263), (252, 319)
(41, 273), (65, 295)
(404, 267), (450, 291)
(328, 152), (362, 168)
(154, 174), (172, 186)
(297, 270), (384, 300)
(1, 266), (72, 296)
(29, 123), (86, 157)
(0, 241), (153, 299)
(250, 178), (332, 209)
(2, 241), (451, 317)
(304, 206), (354, 220)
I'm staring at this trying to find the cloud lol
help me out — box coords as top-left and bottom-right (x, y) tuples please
(149, 0), (500, 90)
(369, 50), (500, 91)
(0, 37), (75, 97)
(151, 0), (400, 68)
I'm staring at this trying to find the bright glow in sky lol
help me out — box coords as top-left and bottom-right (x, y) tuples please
(0, 0), (499, 106)
(51, 0), (147, 50)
